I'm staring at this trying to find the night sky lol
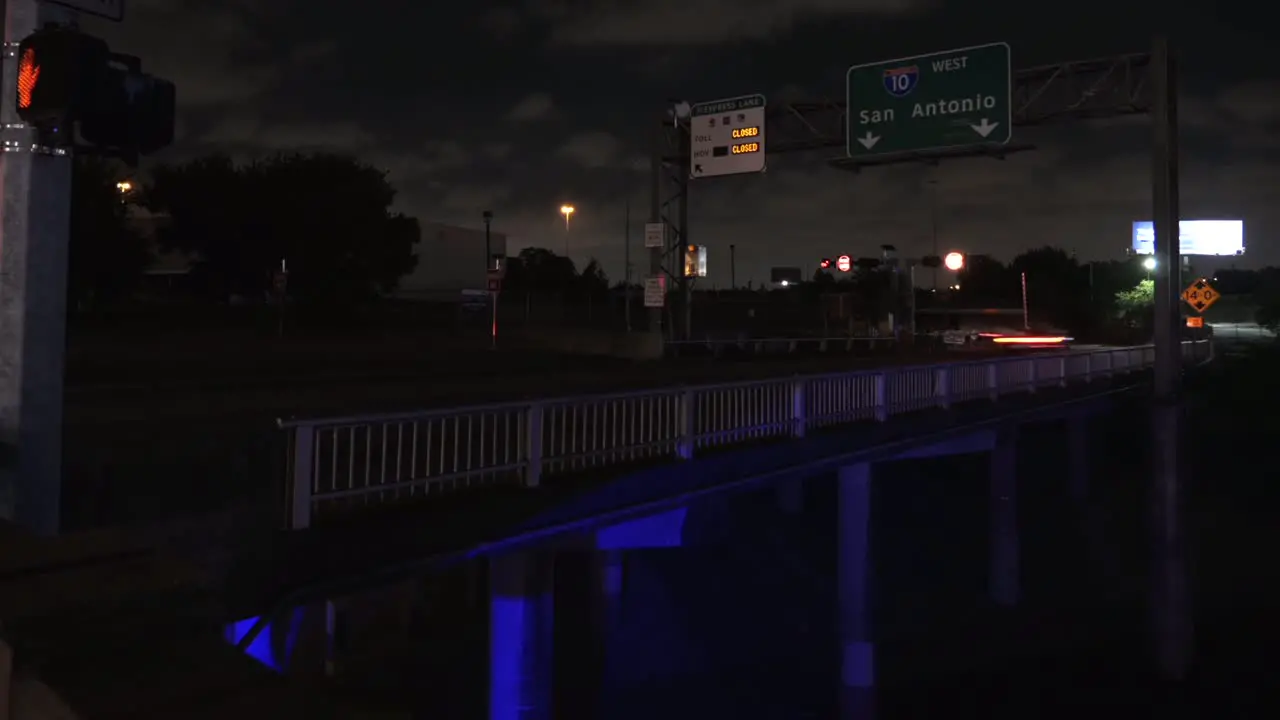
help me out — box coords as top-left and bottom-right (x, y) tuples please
(87, 1), (1277, 288)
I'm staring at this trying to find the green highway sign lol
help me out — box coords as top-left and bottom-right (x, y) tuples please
(845, 42), (1012, 158)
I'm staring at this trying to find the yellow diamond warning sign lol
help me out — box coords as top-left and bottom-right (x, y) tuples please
(1181, 279), (1220, 313)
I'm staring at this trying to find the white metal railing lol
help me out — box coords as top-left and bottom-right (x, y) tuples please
(279, 341), (1211, 529)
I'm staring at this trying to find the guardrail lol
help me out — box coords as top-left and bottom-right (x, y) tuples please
(279, 341), (1210, 530)
(664, 335), (900, 358)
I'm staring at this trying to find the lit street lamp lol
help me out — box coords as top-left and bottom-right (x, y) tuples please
(560, 204), (575, 257)
(943, 251), (965, 271)
(116, 180), (132, 193)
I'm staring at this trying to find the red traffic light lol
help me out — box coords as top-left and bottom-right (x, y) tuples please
(836, 255), (852, 272)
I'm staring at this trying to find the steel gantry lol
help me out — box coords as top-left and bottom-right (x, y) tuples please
(645, 51), (1153, 337)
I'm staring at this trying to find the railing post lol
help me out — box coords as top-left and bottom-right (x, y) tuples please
(873, 372), (888, 422)
(934, 366), (951, 410)
(1058, 356), (1068, 388)
(525, 403), (544, 488)
(790, 377), (807, 438)
(290, 424), (316, 531)
(676, 389), (696, 460)
(987, 363), (999, 401)
(1026, 357), (1038, 393)
(1082, 352), (1092, 382)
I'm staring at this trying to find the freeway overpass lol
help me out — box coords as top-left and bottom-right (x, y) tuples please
(2, 341), (1212, 717)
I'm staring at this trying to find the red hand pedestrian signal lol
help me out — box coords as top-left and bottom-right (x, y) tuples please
(17, 48), (39, 110)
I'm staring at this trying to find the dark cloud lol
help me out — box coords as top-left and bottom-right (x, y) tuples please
(507, 93), (557, 121)
(80, 0), (1280, 287)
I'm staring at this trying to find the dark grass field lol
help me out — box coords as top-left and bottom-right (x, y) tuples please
(59, 329), (970, 533)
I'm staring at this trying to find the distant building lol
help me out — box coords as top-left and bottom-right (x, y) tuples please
(395, 222), (508, 302)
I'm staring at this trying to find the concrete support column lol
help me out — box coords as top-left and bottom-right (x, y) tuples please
(989, 428), (1019, 607)
(776, 478), (805, 515)
(490, 552), (555, 720)
(837, 462), (874, 719)
(1067, 417), (1089, 507)
(594, 550), (624, 696)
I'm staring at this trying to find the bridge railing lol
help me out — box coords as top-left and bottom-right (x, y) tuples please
(279, 341), (1210, 529)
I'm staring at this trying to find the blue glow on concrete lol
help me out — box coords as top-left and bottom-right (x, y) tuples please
(595, 507), (687, 550)
(226, 609), (303, 672)
(490, 592), (553, 720)
(228, 617), (279, 670)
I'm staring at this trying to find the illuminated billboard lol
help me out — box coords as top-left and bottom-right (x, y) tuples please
(1131, 220), (1244, 256)
(683, 245), (707, 278)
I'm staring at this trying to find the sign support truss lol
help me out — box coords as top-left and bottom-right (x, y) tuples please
(648, 115), (693, 340)
(656, 52), (1151, 168)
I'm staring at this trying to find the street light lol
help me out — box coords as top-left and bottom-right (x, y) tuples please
(116, 180), (132, 193)
(943, 251), (965, 271)
(560, 204), (575, 257)
(1143, 257), (1157, 270)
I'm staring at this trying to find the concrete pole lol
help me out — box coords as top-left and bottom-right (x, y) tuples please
(0, 0), (75, 535)
(989, 428), (1019, 607)
(837, 462), (874, 719)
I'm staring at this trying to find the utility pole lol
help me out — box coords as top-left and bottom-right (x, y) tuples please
(729, 244), (736, 289)
(623, 199), (631, 332)
(0, 0), (75, 535)
(483, 210), (493, 271)
(1149, 34), (1191, 681)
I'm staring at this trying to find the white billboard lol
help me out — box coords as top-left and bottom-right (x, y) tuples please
(1131, 220), (1244, 256)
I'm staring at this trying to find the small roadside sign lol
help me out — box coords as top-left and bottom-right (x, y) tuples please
(1181, 279), (1220, 313)
(644, 223), (665, 249)
(643, 276), (665, 307)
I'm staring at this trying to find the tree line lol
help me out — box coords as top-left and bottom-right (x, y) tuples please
(70, 152), (624, 311)
(72, 152), (420, 309)
(65, 152), (1280, 332)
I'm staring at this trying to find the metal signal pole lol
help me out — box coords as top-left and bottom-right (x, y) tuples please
(0, 0), (76, 535)
(1149, 34), (1191, 681)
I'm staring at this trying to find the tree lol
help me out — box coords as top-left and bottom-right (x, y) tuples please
(504, 247), (577, 295)
(69, 157), (151, 307)
(956, 254), (1016, 307)
(577, 258), (609, 297)
(1115, 279), (1154, 323)
(1010, 246), (1085, 327)
(147, 152), (418, 304)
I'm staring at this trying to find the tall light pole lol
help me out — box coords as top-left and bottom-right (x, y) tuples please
(560, 205), (575, 257)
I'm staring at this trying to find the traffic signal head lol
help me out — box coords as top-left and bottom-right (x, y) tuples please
(15, 26), (176, 158)
(16, 27), (110, 125)
(80, 67), (176, 156)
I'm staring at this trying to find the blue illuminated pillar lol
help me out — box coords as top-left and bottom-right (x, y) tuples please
(595, 550), (624, 699)
(489, 551), (555, 720)
(837, 462), (874, 719)
(989, 428), (1019, 607)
